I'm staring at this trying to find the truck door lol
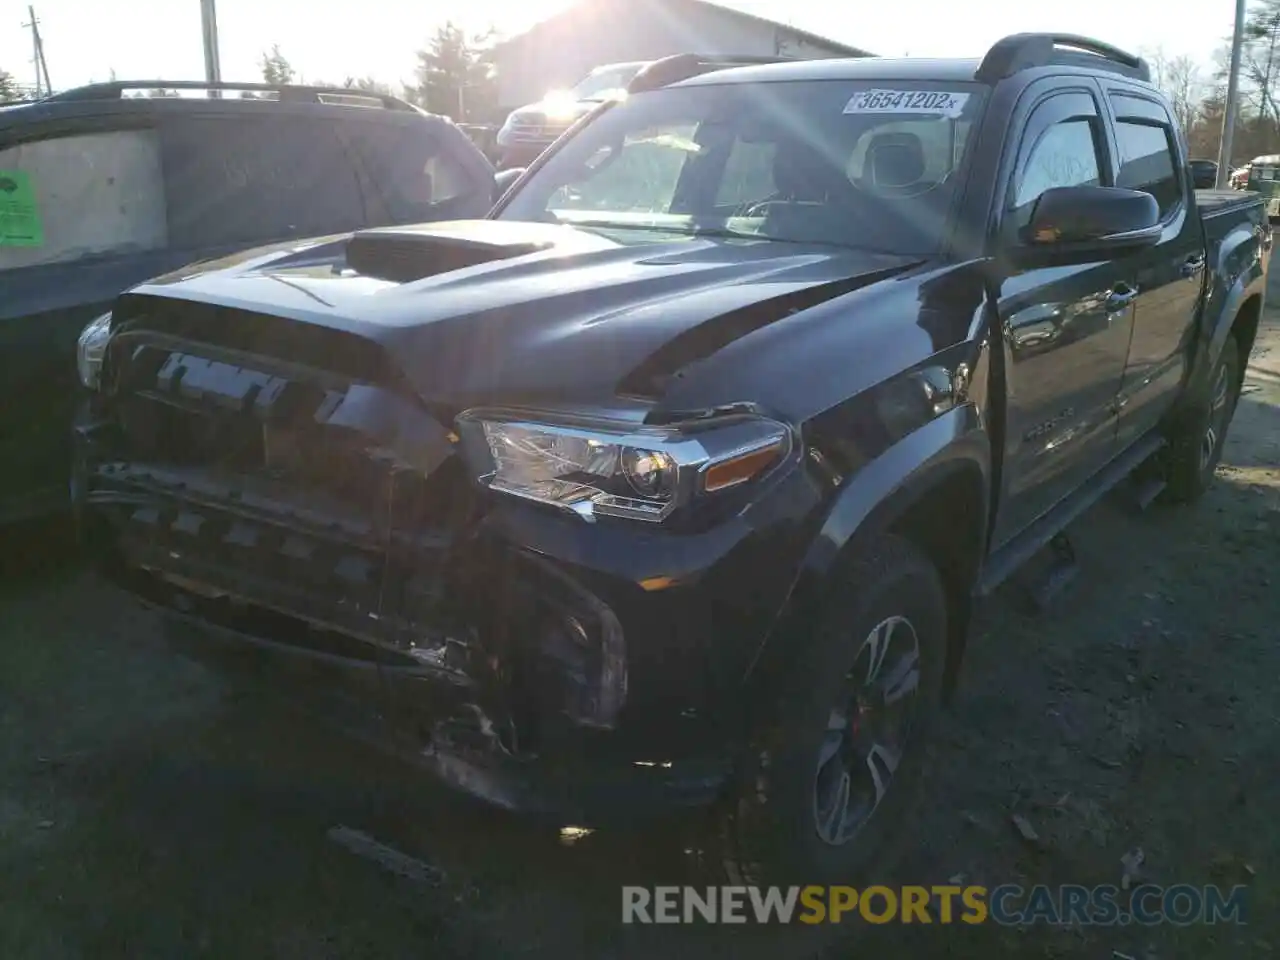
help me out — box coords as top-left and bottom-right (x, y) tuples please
(1099, 88), (1205, 450)
(989, 86), (1137, 549)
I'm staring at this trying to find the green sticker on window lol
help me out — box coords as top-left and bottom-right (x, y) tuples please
(0, 170), (43, 246)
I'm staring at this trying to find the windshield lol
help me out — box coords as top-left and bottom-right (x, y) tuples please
(571, 65), (645, 101)
(498, 80), (987, 256)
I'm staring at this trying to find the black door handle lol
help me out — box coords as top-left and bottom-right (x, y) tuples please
(1181, 254), (1206, 278)
(1106, 283), (1138, 312)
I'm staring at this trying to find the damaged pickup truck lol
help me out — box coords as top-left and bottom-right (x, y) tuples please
(74, 37), (1269, 883)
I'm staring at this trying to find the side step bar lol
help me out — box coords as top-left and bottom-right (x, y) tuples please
(977, 432), (1167, 598)
(1132, 475), (1167, 512)
(1024, 532), (1078, 611)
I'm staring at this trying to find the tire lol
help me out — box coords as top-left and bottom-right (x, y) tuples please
(715, 534), (947, 886)
(1162, 333), (1242, 504)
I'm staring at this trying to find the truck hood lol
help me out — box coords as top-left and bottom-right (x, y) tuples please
(124, 219), (923, 413)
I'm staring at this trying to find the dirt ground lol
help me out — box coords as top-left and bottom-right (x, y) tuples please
(2, 274), (1277, 959)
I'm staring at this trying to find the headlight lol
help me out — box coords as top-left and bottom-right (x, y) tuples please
(76, 312), (113, 390)
(456, 411), (791, 522)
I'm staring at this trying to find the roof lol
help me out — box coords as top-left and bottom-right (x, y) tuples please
(675, 57), (984, 86)
(0, 82), (444, 131)
(489, 0), (874, 60)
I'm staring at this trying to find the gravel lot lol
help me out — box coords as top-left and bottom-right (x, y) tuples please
(2, 269), (1277, 959)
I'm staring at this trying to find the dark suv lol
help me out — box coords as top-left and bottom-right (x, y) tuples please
(1, 80), (499, 523)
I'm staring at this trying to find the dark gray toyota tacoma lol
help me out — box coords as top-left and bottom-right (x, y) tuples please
(74, 36), (1269, 883)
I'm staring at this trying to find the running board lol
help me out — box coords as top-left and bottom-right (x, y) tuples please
(977, 432), (1167, 598)
(1132, 475), (1167, 512)
(1023, 532), (1078, 611)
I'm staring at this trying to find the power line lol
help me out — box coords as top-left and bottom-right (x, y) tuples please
(21, 5), (52, 96)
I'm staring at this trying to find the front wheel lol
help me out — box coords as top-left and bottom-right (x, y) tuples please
(715, 535), (947, 886)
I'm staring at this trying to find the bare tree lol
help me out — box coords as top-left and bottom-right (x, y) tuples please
(1244, 0), (1280, 134)
(1145, 46), (1206, 134)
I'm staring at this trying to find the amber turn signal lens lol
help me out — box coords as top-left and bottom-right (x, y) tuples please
(702, 439), (785, 493)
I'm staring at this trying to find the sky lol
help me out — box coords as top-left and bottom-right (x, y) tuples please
(0, 0), (1238, 95)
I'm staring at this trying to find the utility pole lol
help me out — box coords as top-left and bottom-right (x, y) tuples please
(200, 0), (222, 93)
(1217, 0), (1247, 187)
(23, 5), (51, 96)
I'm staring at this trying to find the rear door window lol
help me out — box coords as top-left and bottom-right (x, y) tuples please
(161, 115), (367, 251)
(1113, 121), (1180, 217)
(0, 128), (167, 271)
(1109, 94), (1182, 218)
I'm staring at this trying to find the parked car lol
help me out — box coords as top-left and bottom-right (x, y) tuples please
(75, 39), (1268, 884)
(1189, 157), (1218, 188)
(1245, 154), (1280, 218)
(0, 79), (500, 524)
(494, 61), (649, 169)
(493, 56), (787, 169)
(1231, 164), (1252, 189)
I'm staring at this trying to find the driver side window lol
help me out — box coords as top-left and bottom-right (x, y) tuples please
(547, 123), (699, 214)
(1010, 117), (1102, 229)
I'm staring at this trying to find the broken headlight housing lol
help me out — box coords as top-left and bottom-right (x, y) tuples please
(456, 411), (792, 522)
(76, 312), (113, 391)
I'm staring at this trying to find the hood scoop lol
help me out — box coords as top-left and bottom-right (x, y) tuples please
(346, 226), (553, 284)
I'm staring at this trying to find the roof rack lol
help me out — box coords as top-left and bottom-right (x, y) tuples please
(627, 54), (795, 94)
(42, 80), (419, 111)
(976, 33), (1150, 83)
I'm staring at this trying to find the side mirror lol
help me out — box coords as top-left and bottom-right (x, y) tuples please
(493, 167), (526, 203)
(1018, 185), (1161, 265)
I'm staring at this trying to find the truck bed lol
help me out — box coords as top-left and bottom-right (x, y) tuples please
(1196, 189), (1267, 253)
(1195, 188), (1262, 218)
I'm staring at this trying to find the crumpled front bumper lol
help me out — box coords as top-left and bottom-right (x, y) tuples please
(156, 605), (732, 824)
(72, 406), (735, 824)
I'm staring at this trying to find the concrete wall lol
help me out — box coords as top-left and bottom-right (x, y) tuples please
(491, 0), (857, 109)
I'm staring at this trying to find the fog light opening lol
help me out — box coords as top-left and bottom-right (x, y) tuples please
(558, 825), (594, 846)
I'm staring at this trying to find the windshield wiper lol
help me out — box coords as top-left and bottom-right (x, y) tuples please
(563, 220), (779, 241)
(562, 219), (894, 253)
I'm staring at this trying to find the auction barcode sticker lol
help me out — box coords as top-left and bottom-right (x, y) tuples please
(843, 90), (970, 118)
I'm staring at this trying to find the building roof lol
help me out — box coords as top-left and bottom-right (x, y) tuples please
(488, 0), (875, 60)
